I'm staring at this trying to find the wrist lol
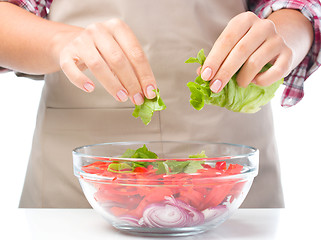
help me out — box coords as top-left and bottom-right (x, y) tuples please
(267, 9), (313, 70)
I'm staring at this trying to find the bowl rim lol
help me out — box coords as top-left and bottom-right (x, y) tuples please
(73, 141), (259, 181)
(72, 140), (258, 161)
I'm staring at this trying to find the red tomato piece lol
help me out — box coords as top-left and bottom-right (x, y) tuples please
(133, 167), (148, 173)
(178, 188), (204, 209)
(144, 187), (172, 202)
(215, 161), (227, 170)
(128, 198), (149, 218)
(202, 164), (212, 168)
(81, 161), (110, 174)
(201, 181), (235, 209)
(110, 206), (129, 216)
(226, 164), (243, 175)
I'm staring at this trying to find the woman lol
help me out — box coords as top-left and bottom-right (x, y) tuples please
(0, 0), (319, 208)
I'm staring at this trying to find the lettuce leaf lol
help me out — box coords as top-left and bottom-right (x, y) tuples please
(132, 89), (166, 125)
(119, 145), (206, 174)
(186, 49), (284, 113)
(188, 150), (208, 158)
(120, 144), (158, 159)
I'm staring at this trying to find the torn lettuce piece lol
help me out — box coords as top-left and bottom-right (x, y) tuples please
(132, 89), (166, 125)
(188, 150), (208, 158)
(121, 144), (159, 159)
(186, 49), (284, 113)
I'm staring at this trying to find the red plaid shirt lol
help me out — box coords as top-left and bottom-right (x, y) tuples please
(1, 0), (321, 107)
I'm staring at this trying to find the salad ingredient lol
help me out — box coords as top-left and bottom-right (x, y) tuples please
(185, 49), (284, 113)
(119, 215), (141, 227)
(202, 205), (227, 222)
(141, 202), (191, 228)
(80, 144), (245, 228)
(132, 89), (166, 125)
(140, 196), (205, 228)
(120, 144), (158, 159)
(188, 150), (208, 158)
(165, 196), (205, 226)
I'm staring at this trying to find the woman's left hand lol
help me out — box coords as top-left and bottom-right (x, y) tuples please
(200, 11), (293, 93)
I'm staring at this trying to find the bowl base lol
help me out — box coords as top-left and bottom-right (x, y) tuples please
(113, 224), (207, 237)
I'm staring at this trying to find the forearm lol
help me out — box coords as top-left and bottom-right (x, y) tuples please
(0, 2), (82, 74)
(267, 9), (314, 71)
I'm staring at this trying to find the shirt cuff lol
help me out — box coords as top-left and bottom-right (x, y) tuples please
(252, 0), (321, 107)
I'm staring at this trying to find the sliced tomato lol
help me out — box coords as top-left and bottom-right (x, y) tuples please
(110, 206), (129, 216)
(144, 187), (172, 202)
(215, 161), (227, 170)
(178, 188), (204, 209)
(133, 167), (148, 173)
(225, 164), (243, 175)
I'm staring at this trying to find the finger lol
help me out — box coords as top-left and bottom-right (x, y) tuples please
(88, 24), (144, 104)
(76, 36), (131, 103)
(201, 12), (258, 82)
(236, 36), (284, 87)
(253, 48), (292, 86)
(209, 20), (273, 92)
(196, 66), (201, 75)
(106, 19), (157, 99)
(60, 50), (95, 93)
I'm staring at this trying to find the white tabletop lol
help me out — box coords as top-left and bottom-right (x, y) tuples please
(3, 208), (319, 240)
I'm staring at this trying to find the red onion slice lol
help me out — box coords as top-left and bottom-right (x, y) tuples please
(142, 203), (190, 228)
(118, 215), (141, 227)
(140, 196), (205, 228)
(164, 196), (204, 226)
(202, 205), (227, 222)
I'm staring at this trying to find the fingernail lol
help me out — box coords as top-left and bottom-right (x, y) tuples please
(83, 82), (94, 92)
(133, 93), (144, 105)
(116, 89), (128, 102)
(210, 79), (222, 93)
(146, 85), (156, 99)
(201, 67), (212, 81)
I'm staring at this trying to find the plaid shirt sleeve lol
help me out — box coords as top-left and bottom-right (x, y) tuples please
(247, 0), (321, 108)
(0, 0), (52, 17)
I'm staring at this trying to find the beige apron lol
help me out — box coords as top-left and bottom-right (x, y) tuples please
(19, 0), (284, 208)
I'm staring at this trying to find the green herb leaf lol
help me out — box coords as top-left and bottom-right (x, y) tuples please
(189, 150), (208, 158)
(186, 50), (283, 113)
(117, 145), (207, 174)
(166, 160), (190, 173)
(185, 57), (200, 64)
(120, 149), (136, 158)
(120, 144), (158, 169)
(132, 89), (166, 125)
(131, 144), (158, 159)
(184, 161), (205, 174)
(155, 161), (170, 174)
(197, 49), (206, 65)
(108, 162), (132, 173)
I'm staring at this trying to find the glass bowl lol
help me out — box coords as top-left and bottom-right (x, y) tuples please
(73, 141), (259, 237)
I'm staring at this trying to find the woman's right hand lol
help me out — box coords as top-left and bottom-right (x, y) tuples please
(59, 19), (157, 105)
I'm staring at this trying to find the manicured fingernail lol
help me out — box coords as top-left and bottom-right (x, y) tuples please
(210, 79), (222, 93)
(146, 85), (156, 99)
(133, 93), (144, 105)
(83, 82), (94, 92)
(201, 67), (212, 81)
(116, 90), (128, 102)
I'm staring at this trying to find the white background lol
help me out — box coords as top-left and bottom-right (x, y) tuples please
(0, 70), (320, 212)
